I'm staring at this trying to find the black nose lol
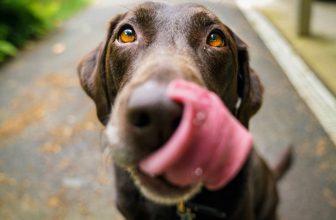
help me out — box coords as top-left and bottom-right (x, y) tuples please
(126, 82), (183, 153)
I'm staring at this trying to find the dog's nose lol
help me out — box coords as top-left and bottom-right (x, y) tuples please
(126, 82), (182, 152)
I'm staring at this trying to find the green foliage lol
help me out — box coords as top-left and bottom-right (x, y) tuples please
(0, 0), (90, 62)
(0, 40), (17, 62)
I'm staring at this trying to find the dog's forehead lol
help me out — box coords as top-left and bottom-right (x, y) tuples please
(126, 2), (219, 29)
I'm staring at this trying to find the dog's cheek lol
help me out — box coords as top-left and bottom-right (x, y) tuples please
(200, 49), (238, 108)
(109, 45), (138, 92)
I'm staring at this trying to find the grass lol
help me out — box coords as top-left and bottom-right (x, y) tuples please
(44, 0), (92, 22)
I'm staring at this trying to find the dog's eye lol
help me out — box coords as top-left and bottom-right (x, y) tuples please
(207, 32), (225, 47)
(119, 27), (136, 43)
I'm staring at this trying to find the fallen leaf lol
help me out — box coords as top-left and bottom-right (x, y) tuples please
(0, 173), (17, 185)
(84, 121), (95, 130)
(52, 43), (66, 55)
(56, 158), (72, 171)
(48, 196), (62, 208)
(40, 142), (62, 154)
(315, 138), (327, 157)
(0, 103), (45, 140)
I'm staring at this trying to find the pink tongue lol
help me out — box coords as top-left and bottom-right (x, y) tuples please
(139, 80), (253, 190)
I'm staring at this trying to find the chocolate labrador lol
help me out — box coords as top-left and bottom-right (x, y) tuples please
(77, 2), (291, 220)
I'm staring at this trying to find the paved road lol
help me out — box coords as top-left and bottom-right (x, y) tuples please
(0, 0), (335, 219)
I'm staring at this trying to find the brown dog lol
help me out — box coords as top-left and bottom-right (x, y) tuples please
(78, 2), (290, 220)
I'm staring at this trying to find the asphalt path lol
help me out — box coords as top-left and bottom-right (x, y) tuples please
(0, 0), (335, 219)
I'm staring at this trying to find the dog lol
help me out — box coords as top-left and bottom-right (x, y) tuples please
(77, 2), (291, 219)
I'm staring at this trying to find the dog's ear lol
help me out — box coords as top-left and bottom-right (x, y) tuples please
(77, 15), (123, 125)
(232, 33), (264, 128)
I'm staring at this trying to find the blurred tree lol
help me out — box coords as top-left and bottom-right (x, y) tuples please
(0, 0), (90, 62)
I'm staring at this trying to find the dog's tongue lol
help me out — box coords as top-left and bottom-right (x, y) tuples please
(139, 80), (253, 190)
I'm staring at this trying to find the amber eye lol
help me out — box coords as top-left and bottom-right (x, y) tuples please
(207, 32), (225, 47)
(119, 27), (136, 43)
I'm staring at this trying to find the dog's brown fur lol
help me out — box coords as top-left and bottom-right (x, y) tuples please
(78, 2), (290, 219)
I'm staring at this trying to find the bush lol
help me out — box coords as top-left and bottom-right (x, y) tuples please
(0, 0), (90, 62)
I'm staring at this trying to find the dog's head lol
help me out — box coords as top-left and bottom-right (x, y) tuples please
(78, 2), (263, 204)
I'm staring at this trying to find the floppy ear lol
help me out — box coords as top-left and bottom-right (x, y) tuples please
(77, 15), (123, 125)
(233, 34), (264, 128)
